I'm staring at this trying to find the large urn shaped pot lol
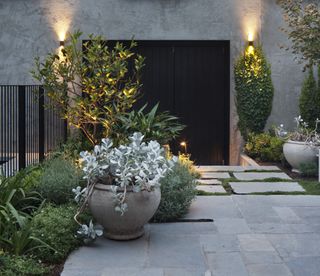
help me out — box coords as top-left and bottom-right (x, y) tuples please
(88, 184), (161, 240)
(283, 140), (318, 172)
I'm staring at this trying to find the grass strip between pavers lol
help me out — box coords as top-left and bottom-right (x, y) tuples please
(196, 172), (320, 196)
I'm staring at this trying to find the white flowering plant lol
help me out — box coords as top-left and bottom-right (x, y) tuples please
(72, 132), (175, 238)
(276, 116), (320, 147)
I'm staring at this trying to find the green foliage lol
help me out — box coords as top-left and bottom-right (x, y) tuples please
(30, 204), (80, 263)
(152, 162), (197, 222)
(0, 173), (47, 256)
(245, 132), (284, 162)
(299, 162), (318, 177)
(234, 45), (274, 139)
(32, 30), (145, 145)
(38, 157), (82, 205)
(0, 253), (50, 276)
(299, 68), (320, 128)
(111, 103), (185, 146)
(278, 0), (320, 67)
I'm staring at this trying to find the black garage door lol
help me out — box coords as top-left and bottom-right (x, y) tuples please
(114, 41), (229, 165)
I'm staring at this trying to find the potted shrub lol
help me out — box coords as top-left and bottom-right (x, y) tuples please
(74, 132), (173, 240)
(277, 116), (320, 172)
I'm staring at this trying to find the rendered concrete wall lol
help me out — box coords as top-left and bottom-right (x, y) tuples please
(0, 0), (305, 164)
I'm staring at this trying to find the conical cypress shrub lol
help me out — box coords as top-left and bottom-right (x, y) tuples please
(299, 67), (320, 128)
(235, 45), (274, 140)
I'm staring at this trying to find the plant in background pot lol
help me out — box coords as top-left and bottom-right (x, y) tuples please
(74, 132), (174, 240)
(277, 116), (320, 172)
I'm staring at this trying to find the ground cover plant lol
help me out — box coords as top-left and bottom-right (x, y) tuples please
(245, 132), (284, 163)
(152, 160), (197, 222)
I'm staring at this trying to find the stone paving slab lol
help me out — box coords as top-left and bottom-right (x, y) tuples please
(196, 179), (222, 185)
(196, 165), (245, 172)
(62, 195), (320, 276)
(246, 264), (293, 276)
(200, 234), (240, 253)
(266, 233), (320, 259)
(238, 234), (276, 252)
(230, 182), (305, 194)
(201, 172), (230, 179)
(214, 218), (251, 234)
(233, 172), (291, 181)
(206, 252), (249, 276)
(184, 196), (243, 219)
(286, 256), (320, 276)
(243, 165), (281, 171)
(196, 185), (227, 194)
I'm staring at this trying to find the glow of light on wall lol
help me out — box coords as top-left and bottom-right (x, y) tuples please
(42, 1), (77, 47)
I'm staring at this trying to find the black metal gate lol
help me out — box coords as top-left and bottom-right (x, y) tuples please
(132, 41), (230, 165)
(0, 85), (67, 176)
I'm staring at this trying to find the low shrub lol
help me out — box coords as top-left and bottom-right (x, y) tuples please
(245, 132), (284, 162)
(38, 157), (82, 205)
(30, 204), (80, 263)
(152, 162), (197, 222)
(299, 162), (318, 177)
(0, 253), (50, 276)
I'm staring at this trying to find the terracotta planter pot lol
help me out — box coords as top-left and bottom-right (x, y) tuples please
(283, 140), (318, 172)
(88, 184), (161, 240)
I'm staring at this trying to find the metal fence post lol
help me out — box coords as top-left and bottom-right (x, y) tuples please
(39, 86), (45, 162)
(18, 86), (26, 170)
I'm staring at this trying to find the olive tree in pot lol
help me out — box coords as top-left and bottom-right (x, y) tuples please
(277, 116), (320, 173)
(74, 132), (174, 240)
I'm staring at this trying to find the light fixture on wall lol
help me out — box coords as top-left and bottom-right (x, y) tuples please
(247, 33), (255, 55)
(59, 40), (65, 47)
(180, 141), (187, 154)
(248, 33), (254, 46)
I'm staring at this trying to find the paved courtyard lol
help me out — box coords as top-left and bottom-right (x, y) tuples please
(62, 195), (320, 276)
(62, 166), (320, 276)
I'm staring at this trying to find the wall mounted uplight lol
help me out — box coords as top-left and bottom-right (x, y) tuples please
(180, 141), (187, 154)
(59, 40), (65, 47)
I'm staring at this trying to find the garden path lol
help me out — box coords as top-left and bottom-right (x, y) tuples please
(62, 165), (320, 276)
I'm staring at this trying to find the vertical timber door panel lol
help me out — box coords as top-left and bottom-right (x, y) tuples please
(174, 44), (229, 164)
(136, 45), (174, 112)
(107, 40), (229, 165)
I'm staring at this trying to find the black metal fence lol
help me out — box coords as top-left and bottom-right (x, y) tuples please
(0, 85), (67, 176)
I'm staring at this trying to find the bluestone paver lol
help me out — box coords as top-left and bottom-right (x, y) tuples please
(246, 264), (293, 276)
(233, 172), (291, 181)
(240, 251), (282, 265)
(149, 222), (217, 235)
(62, 194), (320, 276)
(148, 233), (206, 268)
(267, 233), (320, 259)
(286, 256), (320, 276)
(214, 218), (251, 234)
(273, 207), (301, 223)
(230, 182), (305, 194)
(243, 165), (281, 171)
(101, 268), (164, 276)
(196, 185), (227, 193)
(184, 196), (242, 219)
(248, 222), (314, 234)
(196, 165), (245, 172)
(206, 252), (249, 276)
(200, 234), (240, 253)
(196, 179), (221, 185)
(201, 172), (230, 179)
(238, 234), (275, 252)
